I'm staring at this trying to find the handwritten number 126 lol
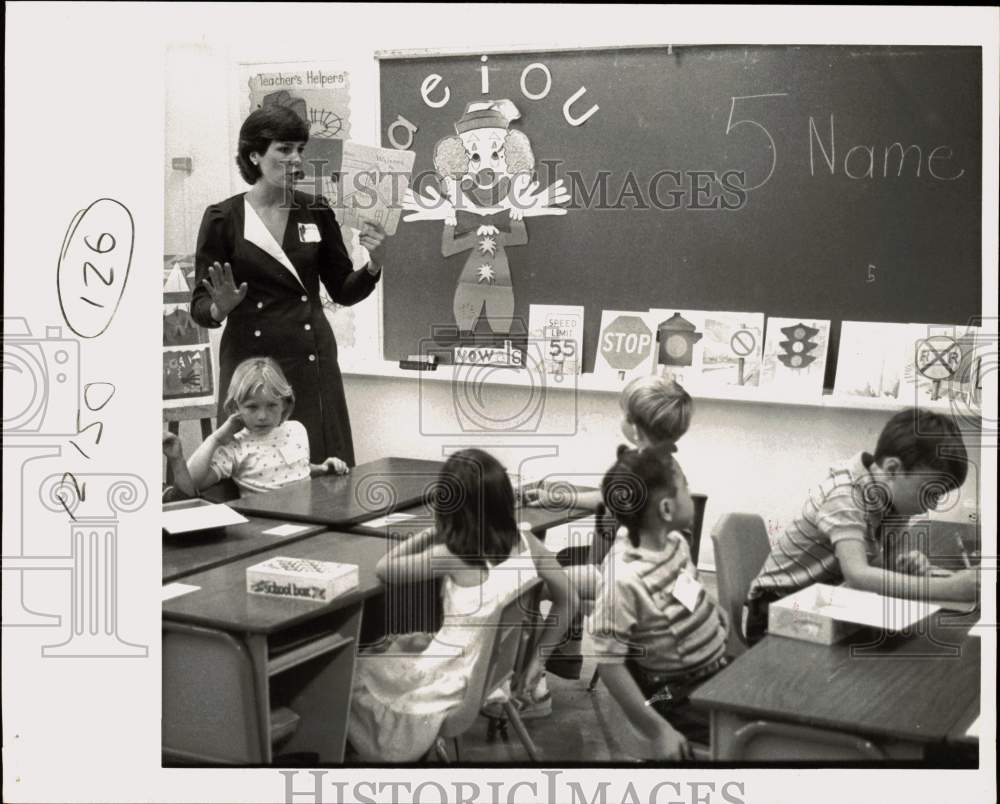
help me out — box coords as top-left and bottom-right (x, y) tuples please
(57, 198), (134, 338)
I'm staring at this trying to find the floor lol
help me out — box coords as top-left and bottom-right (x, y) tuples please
(453, 569), (722, 764)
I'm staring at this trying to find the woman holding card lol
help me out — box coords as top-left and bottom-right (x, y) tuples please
(190, 105), (386, 466)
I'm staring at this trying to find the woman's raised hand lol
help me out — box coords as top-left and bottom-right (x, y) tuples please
(202, 261), (248, 321)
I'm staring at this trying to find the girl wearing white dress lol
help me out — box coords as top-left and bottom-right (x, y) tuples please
(348, 448), (577, 762)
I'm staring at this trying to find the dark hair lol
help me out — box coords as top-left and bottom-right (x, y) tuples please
(429, 449), (518, 568)
(601, 445), (680, 548)
(236, 105), (310, 185)
(874, 408), (968, 490)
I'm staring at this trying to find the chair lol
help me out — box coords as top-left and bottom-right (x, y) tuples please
(431, 577), (544, 763)
(710, 512), (771, 656)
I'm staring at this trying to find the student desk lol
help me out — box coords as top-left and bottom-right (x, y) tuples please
(347, 498), (597, 540)
(230, 457), (444, 527)
(162, 531), (387, 765)
(163, 501), (326, 583)
(347, 496), (596, 644)
(690, 610), (981, 761)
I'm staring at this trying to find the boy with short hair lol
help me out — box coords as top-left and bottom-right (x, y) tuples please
(745, 408), (979, 644)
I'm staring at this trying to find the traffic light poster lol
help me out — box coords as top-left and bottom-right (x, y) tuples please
(760, 317), (831, 398)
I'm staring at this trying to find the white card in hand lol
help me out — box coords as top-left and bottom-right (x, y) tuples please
(672, 571), (702, 612)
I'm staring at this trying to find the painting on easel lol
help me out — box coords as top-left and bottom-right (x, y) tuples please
(163, 255), (215, 407)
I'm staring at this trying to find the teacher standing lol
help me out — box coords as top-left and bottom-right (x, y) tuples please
(190, 105), (385, 466)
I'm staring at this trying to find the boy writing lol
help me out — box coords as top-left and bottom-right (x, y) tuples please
(745, 408), (979, 643)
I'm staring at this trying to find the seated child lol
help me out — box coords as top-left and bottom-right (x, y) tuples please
(526, 374), (693, 516)
(591, 446), (729, 760)
(348, 448), (577, 762)
(525, 374), (695, 687)
(164, 357), (349, 497)
(745, 407), (979, 644)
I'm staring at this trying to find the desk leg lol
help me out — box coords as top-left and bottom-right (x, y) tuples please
(273, 604), (363, 764)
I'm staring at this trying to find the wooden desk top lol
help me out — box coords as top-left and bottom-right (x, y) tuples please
(163, 511), (326, 583)
(231, 457), (444, 527)
(347, 498), (596, 540)
(691, 612), (981, 744)
(162, 531), (389, 634)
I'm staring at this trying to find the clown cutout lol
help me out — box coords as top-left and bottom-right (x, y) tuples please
(403, 100), (569, 335)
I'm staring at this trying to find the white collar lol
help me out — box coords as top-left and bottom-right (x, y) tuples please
(243, 197), (306, 290)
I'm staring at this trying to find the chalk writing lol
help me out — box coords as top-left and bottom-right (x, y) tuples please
(808, 115), (966, 181)
(725, 93), (788, 191)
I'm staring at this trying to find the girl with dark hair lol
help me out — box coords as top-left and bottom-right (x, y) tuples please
(190, 104), (387, 466)
(347, 449), (577, 762)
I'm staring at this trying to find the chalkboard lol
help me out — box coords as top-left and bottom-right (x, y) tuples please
(378, 46), (981, 378)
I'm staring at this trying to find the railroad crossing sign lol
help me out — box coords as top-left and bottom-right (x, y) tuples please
(916, 336), (961, 381)
(916, 335), (962, 401)
(600, 315), (654, 374)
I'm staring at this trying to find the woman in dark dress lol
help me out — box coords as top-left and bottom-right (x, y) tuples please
(190, 105), (386, 465)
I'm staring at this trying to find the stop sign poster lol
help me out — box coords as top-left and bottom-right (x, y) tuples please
(594, 310), (658, 383)
(759, 316), (831, 398)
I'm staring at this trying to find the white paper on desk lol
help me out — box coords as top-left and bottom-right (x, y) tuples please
(161, 583), (200, 601)
(362, 512), (418, 529)
(965, 715), (981, 738)
(813, 585), (941, 629)
(162, 503), (248, 535)
(261, 523), (313, 538)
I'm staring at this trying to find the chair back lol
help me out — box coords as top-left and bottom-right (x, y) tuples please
(438, 577), (543, 740)
(688, 493), (708, 566)
(710, 513), (771, 655)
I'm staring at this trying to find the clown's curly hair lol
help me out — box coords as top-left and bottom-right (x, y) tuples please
(432, 129), (536, 196)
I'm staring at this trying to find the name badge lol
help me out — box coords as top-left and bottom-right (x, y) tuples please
(278, 445), (301, 466)
(298, 223), (321, 243)
(672, 570), (702, 612)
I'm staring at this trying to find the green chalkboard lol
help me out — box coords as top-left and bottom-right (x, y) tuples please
(378, 45), (981, 377)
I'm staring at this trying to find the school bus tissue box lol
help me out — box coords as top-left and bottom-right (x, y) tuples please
(247, 556), (358, 603)
(767, 583), (939, 645)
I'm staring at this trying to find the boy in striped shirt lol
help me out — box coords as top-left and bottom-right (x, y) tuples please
(745, 408), (979, 644)
(592, 446), (728, 760)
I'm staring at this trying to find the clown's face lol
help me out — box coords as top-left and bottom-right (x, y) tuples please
(458, 127), (511, 206)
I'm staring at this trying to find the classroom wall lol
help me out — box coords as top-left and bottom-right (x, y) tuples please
(163, 16), (983, 568)
(342, 375), (982, 566)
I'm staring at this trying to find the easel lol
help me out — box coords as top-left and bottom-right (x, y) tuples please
(163, 403), (215, 485)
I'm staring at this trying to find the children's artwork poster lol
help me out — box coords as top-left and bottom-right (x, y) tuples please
(593, 310), (658, 384)
(649, 309), (765, 390)
(701, 311), (765, 388)
(334, 142), (416, 235)
(528, 304), (584, 380)
(648, 308), (706, 389)
(904, 323), (983, 405)
(759, 317), (831, 397)
(163, 255), (214, 407)
(243, 63), (352, 200)
(834, 321), (917, 400)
